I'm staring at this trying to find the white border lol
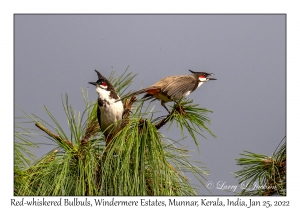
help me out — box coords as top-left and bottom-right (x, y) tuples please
(2, 0), (299, 209)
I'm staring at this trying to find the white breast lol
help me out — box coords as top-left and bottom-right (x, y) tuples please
(96, 87), (123, 136)
(99, 100), (123, 135)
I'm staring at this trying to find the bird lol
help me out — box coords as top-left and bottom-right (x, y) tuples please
(117, 69), (216, 112)
(89, 70), (124, 142)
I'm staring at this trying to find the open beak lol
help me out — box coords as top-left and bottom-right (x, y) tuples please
(207, 73), (217, 80)
(89, 82), (97, 86)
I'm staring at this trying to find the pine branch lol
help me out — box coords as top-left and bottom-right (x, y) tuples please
(81, 117), (99, 144)
(155, 115), (170, 129)
(119, 96), (136, 129)
(234, 138), (286, 196)
(155, 104), (186, 129)
(15, 68), (214, 196)
(35, 122), (74, 150)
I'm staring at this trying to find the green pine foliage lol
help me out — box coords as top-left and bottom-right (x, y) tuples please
(14, 119), (39, 194)
(234, 137), (286, 196)
(14, 67), (216, 196)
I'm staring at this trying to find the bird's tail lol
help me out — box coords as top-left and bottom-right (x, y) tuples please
(116, 88), (148, 102)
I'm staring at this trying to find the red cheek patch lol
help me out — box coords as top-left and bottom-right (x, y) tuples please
(200, 75), (205, 78)
(101, 82), (107, 87)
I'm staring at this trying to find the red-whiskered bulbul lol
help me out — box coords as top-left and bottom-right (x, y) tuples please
(89, 70), (123, 139)
(118, 69), (216, 112)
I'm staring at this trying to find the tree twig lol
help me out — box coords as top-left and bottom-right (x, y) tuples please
(35, 122), (74, 149)
(155, 115), (171, 130)
(119, 96), (136, 130)
(155, 104), (186, 130)
(81, 117), (99, 145)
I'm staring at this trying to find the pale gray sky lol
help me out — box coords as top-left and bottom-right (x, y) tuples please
(14, 14), (285, 195)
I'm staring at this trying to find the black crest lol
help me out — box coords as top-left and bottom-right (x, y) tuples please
(92, 70), (119, 99)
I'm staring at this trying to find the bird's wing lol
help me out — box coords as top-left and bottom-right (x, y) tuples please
(162, 75), (198, 99)
(97, 106), (101, 130)
(97, 98), (102, 130)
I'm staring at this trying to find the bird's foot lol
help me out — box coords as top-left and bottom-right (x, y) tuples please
(175, 105), (186, 116)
